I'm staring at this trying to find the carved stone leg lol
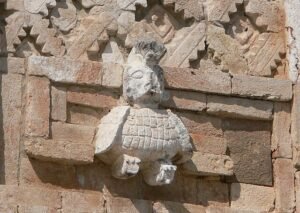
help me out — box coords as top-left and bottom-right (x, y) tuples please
(111, 154), (141, 179)
(142, 160), (177, 186)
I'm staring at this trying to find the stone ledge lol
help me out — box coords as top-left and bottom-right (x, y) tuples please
(25, 139), (95, 164)
(207, 95), (273, 121)
(0, 57), (25, 74)
(27, 56), (292, 101)
(182, 152), (234, 176)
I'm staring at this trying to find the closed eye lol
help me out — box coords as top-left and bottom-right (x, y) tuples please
(131, 70), (144, 79)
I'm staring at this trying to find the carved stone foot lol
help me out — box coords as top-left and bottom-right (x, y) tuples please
(111, 154), (141, 179)
(142, 160), (177, 186)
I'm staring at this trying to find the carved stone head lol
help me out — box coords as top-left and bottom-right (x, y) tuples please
(123, 39), (167, 108)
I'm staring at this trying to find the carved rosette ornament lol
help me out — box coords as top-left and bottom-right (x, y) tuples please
(94, 39), (193, 186)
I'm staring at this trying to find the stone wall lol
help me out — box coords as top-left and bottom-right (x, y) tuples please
(0, 0), (299, 212)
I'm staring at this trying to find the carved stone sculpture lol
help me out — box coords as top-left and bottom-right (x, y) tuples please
(94, 39), (193, 186)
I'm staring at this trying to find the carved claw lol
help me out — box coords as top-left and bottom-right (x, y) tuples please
(142, 160), (177, 186)
(112, 154), (141, 179)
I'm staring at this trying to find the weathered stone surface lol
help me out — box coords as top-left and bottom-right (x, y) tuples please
(246, 33), (285, 77)
(28, 56), (103, 85)
(285, 0), (300, 82)
(51, 86), (67, 122)
(224, 119), (272, 186)
(206, 0), (243, 23)
(161, 90), (206, 112)
(206, 25), (248, 74)
(164, 66), (231, 95)
(163, 23), (206, 68)
(292, 84), (300, 146)
(51, 122), (96, 144)
(5, 0), (24, 10)
(231, 183), (275, 212)
(78, 0), (105, 8)
(0, 57), (25, 74)
(62, 190), (104, 212)
(50, 1), (77, 32)
(24, 0), (56, 16)
(25, 76), (50, 137)
(190, 134), (227, 155)
(178, 112), (223, 137)
(106, 196), (152, 213)
(274, 159), (295, 213)
(67, 12), (117, 59)
(25, 139), (95, 164)
(245, 0), (285, 32)
(153, 201), (206, 213)
(231, 74), (293, 101)
(162, 0), (204, 21)
(272, 102), (292, 158)
(67, 87), (119, 109)
(207, 95), (273, 120)
(1, 74), (23, 184)
(101, 63), (124, 88)
(182, 152), (234, 176)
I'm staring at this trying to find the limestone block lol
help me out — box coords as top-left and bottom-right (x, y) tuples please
(24, 0), (56, 16)
(292, 84), (300, 146)
(25, 139), (95, 164)
(50, 1), (77, 32)
(102, 39), (125, 64)
(272, 102), (292, 158)
(230, 183), (275, 212)
(106, 196), (152, 213)
(28, 56), (103, 85)
(51, 122), (96, 144)
(51, 86), (67, 122)
(153, 201), (206, 213)
(0, 57), (25, 74)
(274, 159), (295, 212)
(295, 172), (300, 213)
(164, 67), (231, 95)
(0, 185), (61, 209)
(207, 95), (273, 120)
(25, 76), (50, 137)
(62, 190), (104, 212)
(1, 74), (23, 184)
(161, 90), (206, 112)
(67, 87), (118, 109)
(102, 63), (124, 88)
(178, 112), (223, 137)
(190, 134), (227, 155)
(182, 152), (234, 176)
(117, 12), (136, 38)
(224, 121), (272, 186)
(68, 105), (109, 126)
(231, 74), (293, 101)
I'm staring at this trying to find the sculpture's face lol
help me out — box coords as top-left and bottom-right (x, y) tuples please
(123, 65), (164, 106)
